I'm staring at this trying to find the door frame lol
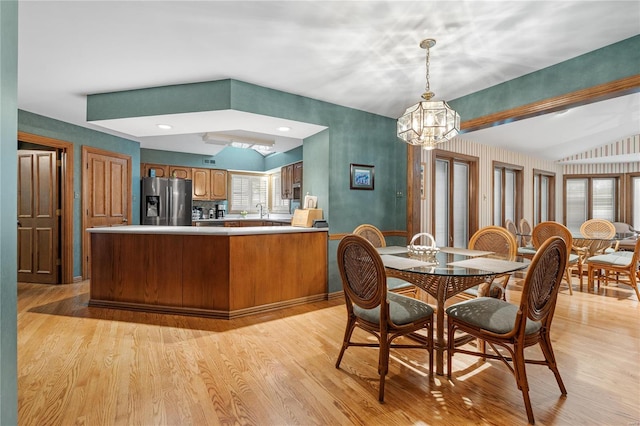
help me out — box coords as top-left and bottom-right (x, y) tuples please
(17, 131), (74, 284)
(81, 146), (132, 279)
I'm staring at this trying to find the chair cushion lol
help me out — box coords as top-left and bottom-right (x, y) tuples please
(517, 247), (537, 256)
(568, 253), (580, 264)
(354, 292), (433, 326)
(446, 297), (542, 335)
(387, 277), (414, 291)
(586, 253), (633, 267)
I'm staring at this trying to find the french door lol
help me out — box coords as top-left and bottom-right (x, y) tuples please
(432, 152), (478, 247)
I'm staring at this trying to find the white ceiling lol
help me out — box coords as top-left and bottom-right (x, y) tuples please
(17, 1), (640, 161)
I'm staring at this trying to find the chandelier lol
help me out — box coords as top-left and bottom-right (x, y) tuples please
(397, 39), (460, 150)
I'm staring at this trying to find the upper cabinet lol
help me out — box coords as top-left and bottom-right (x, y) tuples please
(281, 164), (293, 199)
(169, 165), (191, 180)
(211, 169), (227, 200)
(192, 167), (228, 200)
(142, 163), (169, 178)
(191, 168), (211, 200)
(281, 161), (302, 200)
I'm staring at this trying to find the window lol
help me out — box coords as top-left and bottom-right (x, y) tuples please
(629, 174), (640, 229)
(564, 175), (619, 234)
(433, 151), (478, 247)
(229, 172), (268, 213)
(270, 171), (289, 213)
(493, 162), (523, 227)
(533, 169), (555, 225)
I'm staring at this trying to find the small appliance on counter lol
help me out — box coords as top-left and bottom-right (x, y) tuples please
(215, 204), (226, 219)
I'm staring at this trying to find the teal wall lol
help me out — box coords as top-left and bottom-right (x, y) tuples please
(18, 110), (141, 278)
(0, 1), (18, 423)
(141, 144), (303, 172)
(450, 35), (640, 121)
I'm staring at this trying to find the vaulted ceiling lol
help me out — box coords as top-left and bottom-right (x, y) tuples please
(17, 1), (640, 161)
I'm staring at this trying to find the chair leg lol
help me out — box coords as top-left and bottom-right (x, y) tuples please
(335, 317), (356, 368)
(629, 271), (640, 301)
(564, 267), (574, 295)
(513, 343), (535, 425)
(447, 321), (455, 378)
(378, 333), (390, 402)
(538, 332), (567, 395)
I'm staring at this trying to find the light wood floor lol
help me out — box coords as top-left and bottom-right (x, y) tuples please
(18, 277), (639, 426)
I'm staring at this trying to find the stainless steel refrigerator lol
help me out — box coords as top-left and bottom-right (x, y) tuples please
(141, 177), (193, 226)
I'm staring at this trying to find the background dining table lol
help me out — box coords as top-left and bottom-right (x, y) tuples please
(378, 246), (530, 375)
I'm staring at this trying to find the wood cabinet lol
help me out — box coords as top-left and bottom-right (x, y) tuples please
(141, 163), (169, 178)
(211, 169), (227, 200)
(191, 168), (211, 200)
(140, 163), (227, 200)
(281, 161), (302, 200)
(169, 165), (191, 179)
(293, 161), (303, 185)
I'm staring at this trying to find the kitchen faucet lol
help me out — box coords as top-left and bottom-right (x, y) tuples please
(256, 203), (267, 219)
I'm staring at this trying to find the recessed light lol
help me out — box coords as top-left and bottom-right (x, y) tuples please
(277, 126), (291, 132)
(157, 124), (172, 130)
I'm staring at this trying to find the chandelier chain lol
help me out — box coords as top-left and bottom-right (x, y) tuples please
(425, 44), (430, 95)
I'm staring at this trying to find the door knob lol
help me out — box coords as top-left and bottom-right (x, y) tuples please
(122, 218), (128, 223)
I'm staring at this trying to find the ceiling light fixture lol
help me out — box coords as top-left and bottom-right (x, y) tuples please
(397, 38), (460, 150)
(157, 124), (172, 130)
(277, 126), (291, 132)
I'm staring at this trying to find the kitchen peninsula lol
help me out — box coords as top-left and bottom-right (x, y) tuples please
(88, 225), (328, 318)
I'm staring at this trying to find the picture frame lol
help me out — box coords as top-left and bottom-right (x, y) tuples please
(350, 163), (375, 190)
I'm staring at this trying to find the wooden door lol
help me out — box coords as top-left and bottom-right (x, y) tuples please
(83, 147), (131, 278)
(211, 169), (227, 199)
(17, 150), (60, 284)
(192, 168), (211, 199)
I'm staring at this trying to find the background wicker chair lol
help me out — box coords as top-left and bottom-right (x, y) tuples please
(353, 224), (416, 297)
(531, 221), (579, 294)
(504, 219), (518, 239)
(335, 234), (434, 402)
(519, 218), (533, 247)
(461, 226), (518, 300)
(446, 237), (568, 425)
(586, 238), (640, 300)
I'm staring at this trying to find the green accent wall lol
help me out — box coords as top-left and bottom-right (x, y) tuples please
(18, 110), (141, 278)
(0, 1), (18, 423)
(450, 35), (640, 121)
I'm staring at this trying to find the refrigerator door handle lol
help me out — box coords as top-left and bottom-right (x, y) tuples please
(166, 184), (171, 225)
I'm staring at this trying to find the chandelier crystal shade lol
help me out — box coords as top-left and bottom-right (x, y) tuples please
(397, 39), (460, 150)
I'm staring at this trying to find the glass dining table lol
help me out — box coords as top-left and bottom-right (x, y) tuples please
(377, 246), (530, 375)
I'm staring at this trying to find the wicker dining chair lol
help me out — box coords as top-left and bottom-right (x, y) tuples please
(460, 226), (518, 300)
(353, 224), (416, 297)
(446, 236), (568, 425)
(580, 218), (616, 240)
(531, 221), (579, 294)
(336, 234), (434, 402)
(586, 238), (640, 300)
(519, 218), (533, 247)
(504, 219), (518, 238)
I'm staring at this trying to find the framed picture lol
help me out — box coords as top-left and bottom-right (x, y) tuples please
(350, 163), (375, 190)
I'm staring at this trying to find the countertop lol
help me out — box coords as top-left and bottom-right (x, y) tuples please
(87, 225), (327, 236)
